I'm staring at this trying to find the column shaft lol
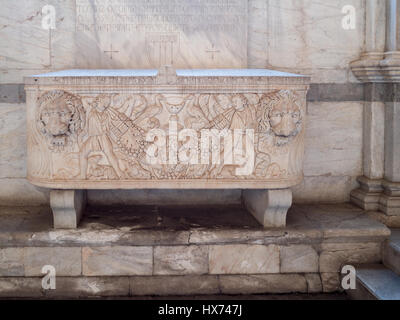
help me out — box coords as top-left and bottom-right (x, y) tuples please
(366, 0), (386, 54)
(386, 0), (400, 52)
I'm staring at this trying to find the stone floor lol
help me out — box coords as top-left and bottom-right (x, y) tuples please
(0, 203), (390, 246)
(0, 203), (390, 298)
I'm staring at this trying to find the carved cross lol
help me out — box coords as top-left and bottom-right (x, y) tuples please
(206, 44), (220, 61)
(104, 44), (119, 60)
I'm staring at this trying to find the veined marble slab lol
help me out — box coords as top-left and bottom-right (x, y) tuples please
(30, 69), (305, 78)
(31, 69), (159, 78)
(0, 0), (366, 84)
(72, 0), (248, 69)
(176, 69), (305, 78)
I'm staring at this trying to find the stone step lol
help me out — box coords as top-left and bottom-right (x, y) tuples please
(347, 265), (400, 300)
(0, 204), (391, 298)
(383, 229), (400, 275)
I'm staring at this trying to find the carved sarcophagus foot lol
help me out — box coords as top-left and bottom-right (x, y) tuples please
(25, 68), (310, 228)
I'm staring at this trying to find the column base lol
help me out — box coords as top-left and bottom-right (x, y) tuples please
(50, 190), (87, 229)
(379, 181), (400, 216)
(242, 189), (292, 228)
(350, 176), (383, 211)
(352, 178), (400, 218)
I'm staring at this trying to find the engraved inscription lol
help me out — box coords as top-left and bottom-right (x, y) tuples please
(76, 0), (247, 34)
(74, 0), (248, 68)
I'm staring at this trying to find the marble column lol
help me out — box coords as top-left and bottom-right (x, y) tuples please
(385, 0), (400, 53)
(366, 0), (387, 57)
(350, 84), (385, 211)
(379, 1), (400, 216)
(380, 84), (400, 216)
(381, 0), (400, 74)
(351, 0), (400, 220)
(350, 0), (386, 210)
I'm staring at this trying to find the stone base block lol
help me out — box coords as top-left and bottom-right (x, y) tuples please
(0, 204), (390, 298)
(379, 181), (400, 216)
(50, 190), (87, 229)
(351, 189), (382, 211)
(242, 189), (292, 228)
(351, 178), (400, 219)
(351, 177), (383, 211)
(379, 195), (400, 216)
(0, 275), (319, 298)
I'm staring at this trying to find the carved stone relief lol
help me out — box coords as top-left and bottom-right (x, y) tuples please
(30, 89), (305, 184)
(37, 90), (85, 152)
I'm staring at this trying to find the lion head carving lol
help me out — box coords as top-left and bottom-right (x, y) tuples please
(259, 90), (302, 146)
(37, 90), (85, 151)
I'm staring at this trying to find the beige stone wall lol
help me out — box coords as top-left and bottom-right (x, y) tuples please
(0, 0), (366, 83)
(249, 0), (365, 83)
(0, 0), (366, 205)
(293, 101), (363, 203)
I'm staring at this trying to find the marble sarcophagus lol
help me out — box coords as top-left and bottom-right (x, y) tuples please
(25, 67), (310, 228)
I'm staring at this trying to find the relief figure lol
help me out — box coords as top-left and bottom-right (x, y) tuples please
(79, 95), (126, 179)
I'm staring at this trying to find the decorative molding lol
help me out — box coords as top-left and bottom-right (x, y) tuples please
(2, 83), (372, 104)
(350, 53), (400, 83)
(351, 176), (384, 211)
